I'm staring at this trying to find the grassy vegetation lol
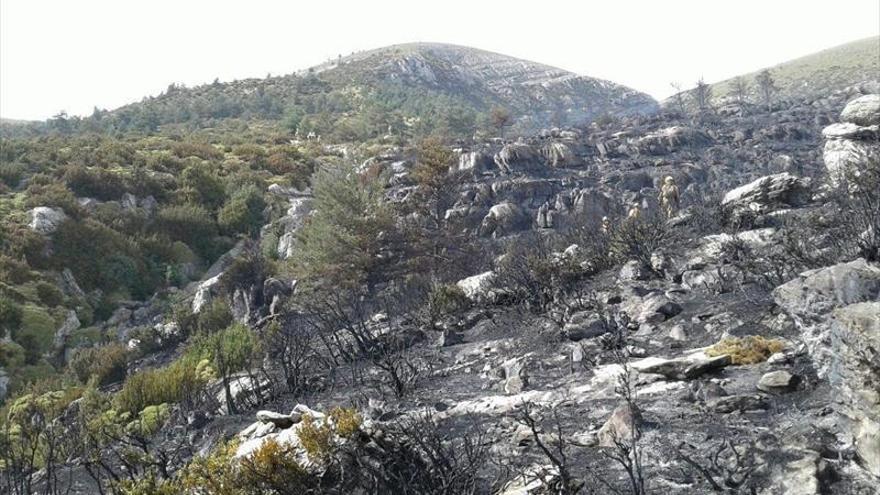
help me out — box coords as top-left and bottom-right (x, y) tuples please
(711, 36), (879, 101)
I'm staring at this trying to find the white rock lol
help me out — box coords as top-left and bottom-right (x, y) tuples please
(840, 94), (880, 126)
(456, 271), (495, 301)
(28, 207), (68, 235)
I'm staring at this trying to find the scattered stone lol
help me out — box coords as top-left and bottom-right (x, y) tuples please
(619, 260), (650, 281)
(668, 325), (687, 341)
(480, 202), (530, 238)
(121, 192), (138, 209)
(760, 450), (830, 495)
(598, 403), (642, 447)
(708, 394), (769, 414)
(456, 271), (496, 301)
(757, 370), (799, 393)
(494, 143), (543, 173)
(53, 310), (81, 348)
(563, 312), (607, 341)
(256, 410), (295, 429)
(635, 354), (730, 380)
(438, 329), (464, 347)
(688, 381), (728, 403)
(502, 356), (529, 394)
(823, 95), (880, 185)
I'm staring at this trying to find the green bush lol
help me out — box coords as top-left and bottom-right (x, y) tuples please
(0, 256), (34, 284)
(0, 296), (23, 335)
(179, 165), (226, 211)
(0, 162), (26, 187)
(0, 340), (26, 369)
(113, 353), (206, 416)
(53, 219), (156, 297)
(153, 203), (218, 259)
(427, 283), (470, 321)
(232, 144), (267, 167)
(171, 141), (224, 161)
(34, 281), (64, 307)
(197, 299), (233, 334)
(13, 305), (57, 363)
(23, 181), (82, 217)
(68, 343), (128, 386)
(62, 165), (128, 201)
(218, 186), (266, 237)
(1, 224), (49, 268)
(219, 253), (265, 296)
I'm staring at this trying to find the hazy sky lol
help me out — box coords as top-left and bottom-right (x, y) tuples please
(1, 0), (878, 120)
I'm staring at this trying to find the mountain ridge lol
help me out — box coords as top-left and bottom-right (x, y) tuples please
(0, 42), (657, 138)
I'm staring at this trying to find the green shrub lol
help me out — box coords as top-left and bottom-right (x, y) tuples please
(67, 326), (101, 347)
(23, 181), (82, 217)
(178, 440), (249, 494)
(34, 281), (64, 307)
(153, 203), (218, 259)
(0, 256), (34, 284)
(112, 475), (180, 495)
(171, 141), (224, 161)
(62, 165), (128, 201)
(68, 343), (128, 386)
(179, 165), (226, 211)
(218, 186), (266, 237)
(13, 305), (57, 362)
(1, 224), (49, 268)
(113, 354), (206, 416)
(240, 438), (312, 492)
(427, 283), (470, 321)
(197, 299), (233, 334)
(219, 253), (265, 296)
(0, 340), (26, 369)
(0, 162), (26, 187)
(0, 296), (23, 335)
(232, 144), (267, 167)
(130, 402), (170, 436)
(290, 163), (394, 290)
(53, 219), (156, 297)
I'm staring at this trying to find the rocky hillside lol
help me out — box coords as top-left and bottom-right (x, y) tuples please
(309, 43), (658, 125)
(1, 40), (879, 495)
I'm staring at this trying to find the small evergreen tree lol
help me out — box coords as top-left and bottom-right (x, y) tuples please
(289, 163), (395, 290)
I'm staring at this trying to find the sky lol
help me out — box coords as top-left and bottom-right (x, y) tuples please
(1, 0), (878, 121)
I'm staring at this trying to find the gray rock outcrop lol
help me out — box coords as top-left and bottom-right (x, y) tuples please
(721, 172), (811, 216)
(28, 207), (68, 235)
(823, 94), (880, 185)
(774, 259), (880, 476)
(494, 144), (543, 174)
(480, 202), (530, 238)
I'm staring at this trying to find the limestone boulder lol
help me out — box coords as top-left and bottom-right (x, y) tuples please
(28, 207), (68, 235)
(840, 94), (880, 126)
(479, 202), (530, 238)
(721, 173), (811, 216)
(494, 143), (543, 174)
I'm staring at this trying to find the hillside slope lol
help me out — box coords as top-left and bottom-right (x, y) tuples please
(666, 36), (879, 107)
(14, 43), (657, 139)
